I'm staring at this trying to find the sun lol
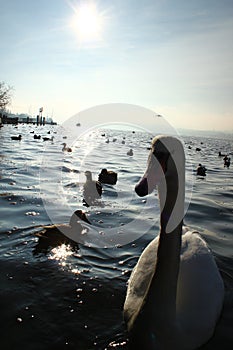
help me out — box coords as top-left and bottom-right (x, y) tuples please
(70, 2), (104, 43)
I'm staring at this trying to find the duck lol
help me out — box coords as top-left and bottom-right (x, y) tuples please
(98, 168), (118, 185)
(196, 163), (207, 176)
(127, 148), (133, 156)
(11, 135), (22, 141)
(61, 143), (72, 152)
(83, 171), (102, 206)
(34, 210), (90, 252)
(223, 156), (231, 168)
(43, 136), (54, 141)
(123, 135), (224, 350)
(34, 134), (41, 139)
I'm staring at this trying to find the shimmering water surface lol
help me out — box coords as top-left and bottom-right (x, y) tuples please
(0, 123), (232, 350)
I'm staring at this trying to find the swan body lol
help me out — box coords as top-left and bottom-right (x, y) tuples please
(123, 135), (224, 350)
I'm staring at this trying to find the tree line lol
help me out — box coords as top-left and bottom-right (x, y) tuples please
(0, 81), (12, 111)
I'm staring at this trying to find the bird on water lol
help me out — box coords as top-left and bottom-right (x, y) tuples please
(123, 135), (224, 350)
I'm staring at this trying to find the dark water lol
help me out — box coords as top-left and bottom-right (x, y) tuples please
(0, 124), (232, 350)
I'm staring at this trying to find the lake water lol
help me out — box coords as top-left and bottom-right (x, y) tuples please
(0, 122), (232, 350)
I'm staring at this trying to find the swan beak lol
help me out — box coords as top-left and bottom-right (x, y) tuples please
(135, 177), (148, 197)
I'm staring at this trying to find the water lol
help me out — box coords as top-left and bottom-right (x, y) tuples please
(0, 123), (232, 350)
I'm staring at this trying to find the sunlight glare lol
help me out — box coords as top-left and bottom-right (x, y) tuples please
(70, 2), (103, 42)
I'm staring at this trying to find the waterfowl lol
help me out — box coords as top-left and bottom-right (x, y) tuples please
(196, 163), (207, 176)
(98, 168), (118, 185)
(83, 171), (102, 206)
(124, 135), (224, 350)
(62, 143), (72, 152)
(34, 134), (41, 139)
(11, 135), (22, 141)
(223, 155), (231, 168)
(34, 210), (90, 251)
(43, 136), (54, 141)
(127, 149), (133, 156)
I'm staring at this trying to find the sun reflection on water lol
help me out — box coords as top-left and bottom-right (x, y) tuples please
(48, 244), (81, 274)
(48, 244), (73, 264)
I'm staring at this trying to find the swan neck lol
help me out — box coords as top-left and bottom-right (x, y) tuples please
(148, 164), (185, 327)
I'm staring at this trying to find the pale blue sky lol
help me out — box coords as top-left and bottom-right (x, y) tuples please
(1, 0), (233, 131)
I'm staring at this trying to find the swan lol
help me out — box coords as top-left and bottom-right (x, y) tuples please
(123, 135), (224, 350)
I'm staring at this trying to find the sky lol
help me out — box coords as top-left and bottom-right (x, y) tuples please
(1, 0), (233, 132)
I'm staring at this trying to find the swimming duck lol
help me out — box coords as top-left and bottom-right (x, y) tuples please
(83, 171), (102, 206)
(62, 143), (72, 152)
(11, 135), (22, 141)
(43, 136), (54, 141)
(98, 168), (118, 185)
(34, 134), (41, 139)
(34, 210), (90, 251)
(196, 163), (207, 176)
(124, 135), (224, 350)
(127, 148), (133, 156)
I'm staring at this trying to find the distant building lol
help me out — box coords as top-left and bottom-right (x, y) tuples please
(0, 111), (57, 125)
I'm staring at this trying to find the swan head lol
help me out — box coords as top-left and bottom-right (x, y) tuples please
(135, 135), (185, 233)
(135, 135), (185, 197)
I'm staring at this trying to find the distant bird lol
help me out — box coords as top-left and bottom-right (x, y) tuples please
(218, 151), (227, 157)
(34, 134), (41, 139)
(196, 163), (207, 176)
(83, 171), (102, 206)
(11, 135), (22, 141)
(34, 210), (90, 253)
(127, 148), (133, 156)
(124, 135), (224, 350)
(98, 168), (118, 185)
(62, 143), (72, 152)
(43, 136), (54, 141)
(196, 147), (201, 152)
(105, 138), (110, 143)
(223, 155), (231, 168)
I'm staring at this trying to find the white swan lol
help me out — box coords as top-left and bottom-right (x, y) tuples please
(123, 135), (224, 350)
